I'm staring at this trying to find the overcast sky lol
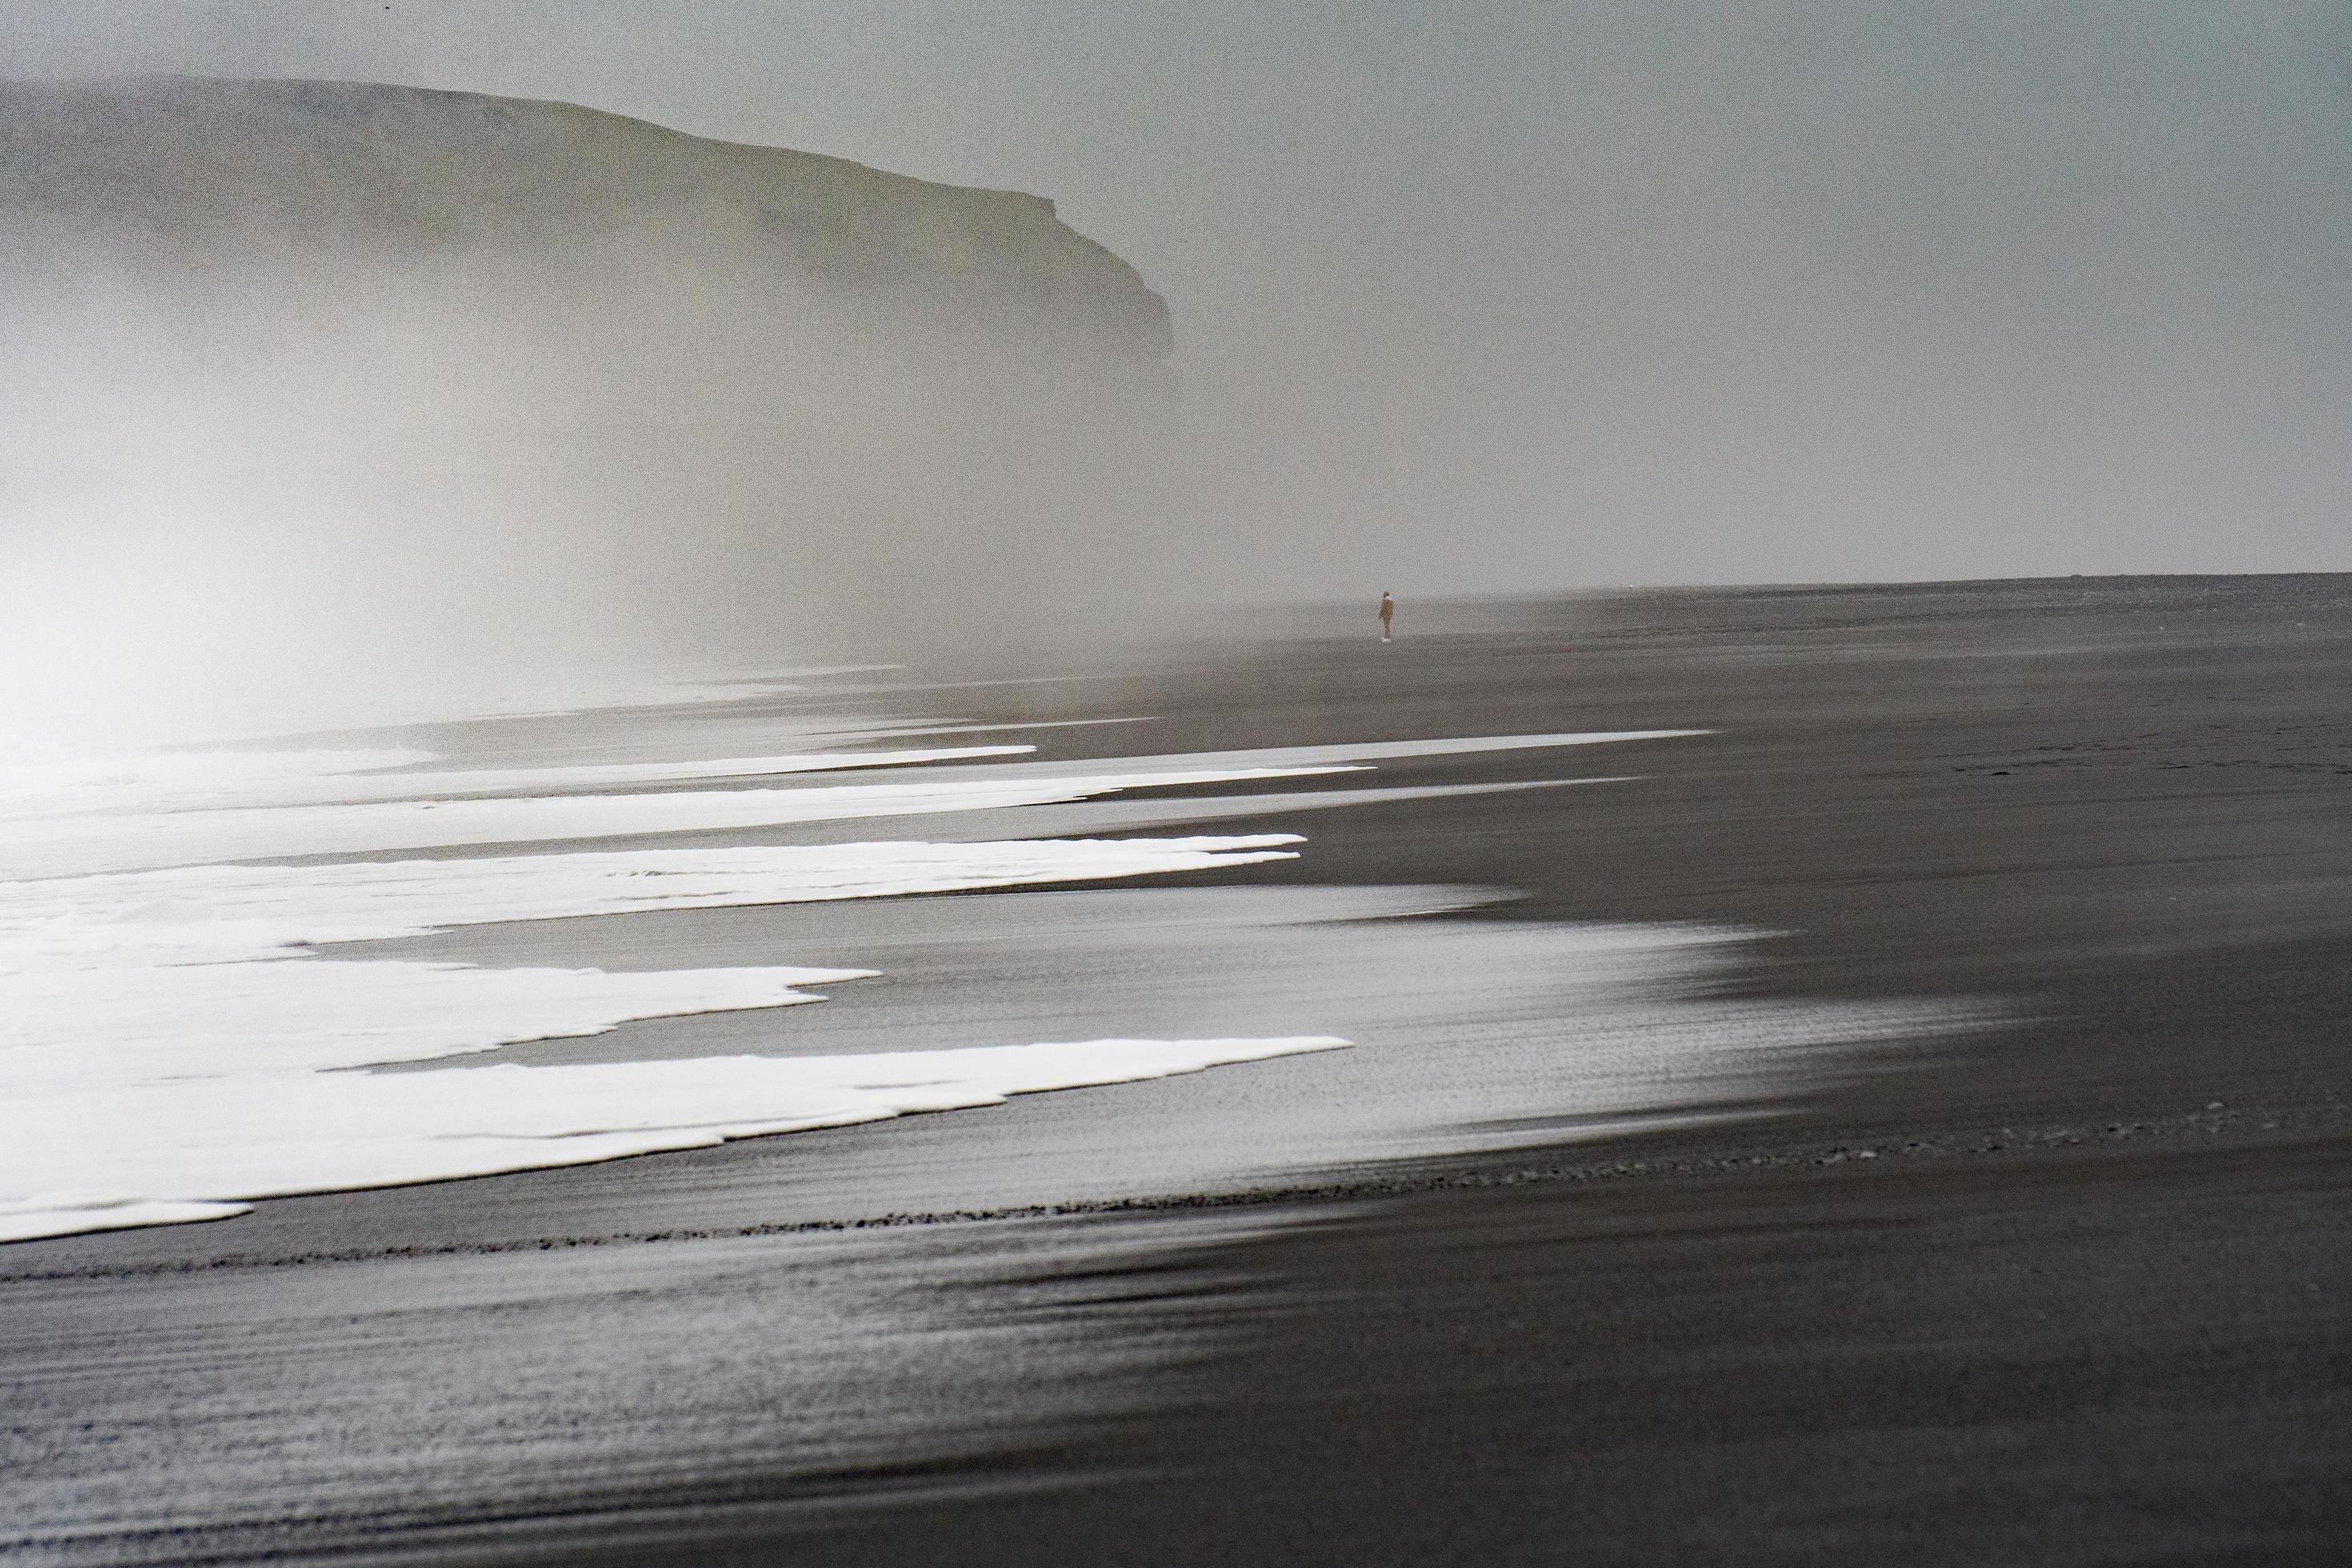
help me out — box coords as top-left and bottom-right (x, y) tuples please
(6, 0), (2349, 589)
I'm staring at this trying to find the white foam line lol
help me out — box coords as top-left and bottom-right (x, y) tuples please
(232, 745), (1042, 810)
(964, 777), (1635, 837)
(0, 744), (1038, 821)
(2, 835), (1310, 974)
(1, 960), (878, 1090)
(0, 1036), (1351, 1244)
(965, 729), (1710, 782)
(2, 766), (1358, 879)
(821, 717), (1156, 739)
(0, 746), (438, 819)
(0, 731), (1694, 878)
(2, 1197), (255, 1238)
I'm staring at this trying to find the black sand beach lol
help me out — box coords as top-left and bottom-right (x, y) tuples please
(7, 576), (2352, 1565)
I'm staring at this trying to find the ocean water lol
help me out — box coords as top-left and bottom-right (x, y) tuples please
(0, 681), (1740, 1244)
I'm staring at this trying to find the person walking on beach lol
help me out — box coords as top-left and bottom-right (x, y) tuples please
(1378, 591), (1394, 642)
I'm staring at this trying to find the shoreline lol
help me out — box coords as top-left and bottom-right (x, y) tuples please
(10, 1093), (2337, 1287)
(8, 576), (2351, 1563)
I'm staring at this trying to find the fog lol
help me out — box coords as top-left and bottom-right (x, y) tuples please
(4, 270), (1176, 745)
(3, 3), (2349, 745)
(1, 77), (1184, 745)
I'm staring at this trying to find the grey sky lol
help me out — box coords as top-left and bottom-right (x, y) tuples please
(6, 1), (2349, 588)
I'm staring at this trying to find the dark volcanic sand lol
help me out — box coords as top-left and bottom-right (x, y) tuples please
(7, 576), (2352, 1565)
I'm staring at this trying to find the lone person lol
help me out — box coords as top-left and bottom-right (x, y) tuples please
(1378, 590), (1395, 642)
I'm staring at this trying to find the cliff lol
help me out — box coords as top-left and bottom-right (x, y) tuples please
(0, 74), (1189, 686)
(0, 74), (1172, 366)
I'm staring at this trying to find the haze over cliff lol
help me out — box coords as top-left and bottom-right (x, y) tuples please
(1, 76), (1182, 743)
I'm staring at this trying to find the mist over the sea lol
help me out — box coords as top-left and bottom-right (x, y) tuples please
(1, 77), (1184, 745)
(6, 5), (2350, 744)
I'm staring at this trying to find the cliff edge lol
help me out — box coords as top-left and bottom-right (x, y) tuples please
(0, 74), (1172, 366)
(1, 75), (1187, 710)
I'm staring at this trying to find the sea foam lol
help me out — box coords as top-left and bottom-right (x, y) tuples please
(0, 1035), (1347, 1243)
(0, 726), (1695, 1242)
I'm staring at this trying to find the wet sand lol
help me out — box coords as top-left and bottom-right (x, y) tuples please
(7, 576), (2352, 1564)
